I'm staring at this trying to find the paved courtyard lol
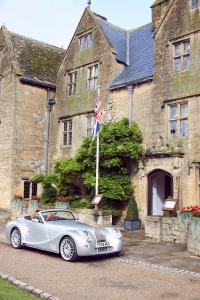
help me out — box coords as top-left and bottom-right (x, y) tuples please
(0, 224), (200, 300)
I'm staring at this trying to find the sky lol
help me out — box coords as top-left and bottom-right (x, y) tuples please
(0, 0), (154, 48)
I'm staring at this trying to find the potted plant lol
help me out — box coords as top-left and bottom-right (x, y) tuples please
(124, 197), (141, 230)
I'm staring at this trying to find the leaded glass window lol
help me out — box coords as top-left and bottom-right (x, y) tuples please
(173, 40), (190, 72)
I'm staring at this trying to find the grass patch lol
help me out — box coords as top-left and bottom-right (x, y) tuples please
(0, 278), (40, 300)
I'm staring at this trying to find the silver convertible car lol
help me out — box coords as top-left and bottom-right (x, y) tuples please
(5, 209), (123, 261)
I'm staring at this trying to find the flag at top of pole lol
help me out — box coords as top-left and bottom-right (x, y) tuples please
(93, 94), (102, 140)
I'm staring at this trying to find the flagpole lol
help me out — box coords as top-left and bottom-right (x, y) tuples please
(95, 86), (100, 210)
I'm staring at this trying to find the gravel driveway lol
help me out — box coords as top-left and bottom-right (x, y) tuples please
(0, 224), (200, 300)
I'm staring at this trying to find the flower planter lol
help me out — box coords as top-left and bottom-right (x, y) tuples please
(124, 219), (141, 230)
(187, 217), (200, 257)
(55, 201), (69, 210)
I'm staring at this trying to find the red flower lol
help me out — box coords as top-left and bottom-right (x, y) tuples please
(14, 195), (23, 199)
(56, 196), (66, 201)
(31, 196), (41, 200)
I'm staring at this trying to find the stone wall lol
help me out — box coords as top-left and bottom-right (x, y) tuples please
(0, 28), (16, 209)
(145, 216), (187, 244)
(0, 209), (11, 224)
(74, 208), (112, 228)
(10, 199), (112, 227)
(145, 215), (200, 257)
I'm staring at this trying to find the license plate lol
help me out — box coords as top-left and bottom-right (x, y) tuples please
(96, 241), (109, 248)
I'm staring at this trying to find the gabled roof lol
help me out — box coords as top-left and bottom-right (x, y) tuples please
(110, 23), (154, 90)
(151, 0), (169, 7)
(95, 15), (128, 64)
(93, 13), (154, 90)
(4, 27), (65, 87)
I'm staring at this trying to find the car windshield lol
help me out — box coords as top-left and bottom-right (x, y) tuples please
(41, 211), (75, 222)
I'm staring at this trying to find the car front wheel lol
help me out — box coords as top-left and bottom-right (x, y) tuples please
(10, 228), (22, 249)
(60, 236), (78, 262)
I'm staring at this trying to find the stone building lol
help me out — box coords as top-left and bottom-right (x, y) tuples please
(135, 0), (200, 221)
(51, 1), (200, 223)
(0, 26), (65, 208)
(49, 6), (154, 220)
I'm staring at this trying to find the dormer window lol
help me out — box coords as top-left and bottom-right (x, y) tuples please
(191, 0), (199, 9)
(78, 32), (92, 52)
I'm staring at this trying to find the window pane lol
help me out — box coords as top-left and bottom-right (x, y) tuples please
(87, 116), (93, 128)
(32, 183), (38, 197)
(64, 121), (68, 131)
(24, 181), (30, 198)
(174, 57), (181, 72)
(87, 128), (93, 137)
(180, 103), (188, 118)
(180, 119), (188, 137)
(94, 78), (98, 90)
(174, 43), (181, 56)
(63, 133), (67, 145)
(183, 55), (190, 70)
(170, 121), (177, 137)
(184, 41), (190, 54)
(69, 120), (72, 131)
(170, 104), (177, 119)
(88, 33), (92, 48)
(68, 132), (72, 145)
(191, 0), (198, 9)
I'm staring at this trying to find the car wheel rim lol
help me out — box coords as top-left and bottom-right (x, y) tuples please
(11, 230), (20, 248)
(61, 239), (74, 260)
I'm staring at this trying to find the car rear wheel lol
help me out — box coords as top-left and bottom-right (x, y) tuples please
(10, 228), (21, 249)
(60, 236), (78, 262)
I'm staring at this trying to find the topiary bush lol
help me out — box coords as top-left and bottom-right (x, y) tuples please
(125, 196), (139, 220)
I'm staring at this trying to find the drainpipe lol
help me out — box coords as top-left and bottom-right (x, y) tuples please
(128, 85), (134, 127)
(44, 90), (55, 175)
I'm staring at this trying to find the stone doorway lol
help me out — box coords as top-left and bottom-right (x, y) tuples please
(148, 169), (173, 216)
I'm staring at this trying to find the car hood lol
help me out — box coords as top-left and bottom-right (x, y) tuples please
(46, 220), (95, 231)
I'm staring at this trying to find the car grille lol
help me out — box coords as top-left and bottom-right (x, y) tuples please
(94, 230), (107, 242)
(96, 247), (108, 252)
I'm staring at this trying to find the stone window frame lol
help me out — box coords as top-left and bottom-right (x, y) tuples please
(172, 38), (190, 72)
(87, 114), (95, 137)
(63, 119), (72, 146)
(78, 31), (92, 52)
(87, 63), (99, 91)
(191, 0), (200, 9)
(168, 101), (188, 138)
(23, 181), (38, 199)
(67, 71), (77, 96)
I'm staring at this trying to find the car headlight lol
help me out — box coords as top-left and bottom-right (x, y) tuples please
(83, 231), (92, 242)
(113, 227), (122, 239)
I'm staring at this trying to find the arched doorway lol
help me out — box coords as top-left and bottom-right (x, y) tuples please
(148, 169), (173, 216)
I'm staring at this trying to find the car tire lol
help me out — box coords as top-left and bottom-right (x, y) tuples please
(60, 236), (78, 262)
(10, 228), (22, 249)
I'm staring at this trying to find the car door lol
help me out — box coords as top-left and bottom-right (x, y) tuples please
(25, 219), (49, 250)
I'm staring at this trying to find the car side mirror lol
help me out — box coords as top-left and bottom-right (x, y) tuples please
(75, 217), (79, 221)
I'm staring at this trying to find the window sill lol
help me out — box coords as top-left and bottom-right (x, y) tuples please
(63, 145), (72, 149)
(172, 69), (190, 74)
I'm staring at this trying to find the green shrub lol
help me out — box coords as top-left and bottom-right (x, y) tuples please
(125, 197), (139, 220)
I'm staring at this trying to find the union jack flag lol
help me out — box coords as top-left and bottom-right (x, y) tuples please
(93, 96), (102, 139)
